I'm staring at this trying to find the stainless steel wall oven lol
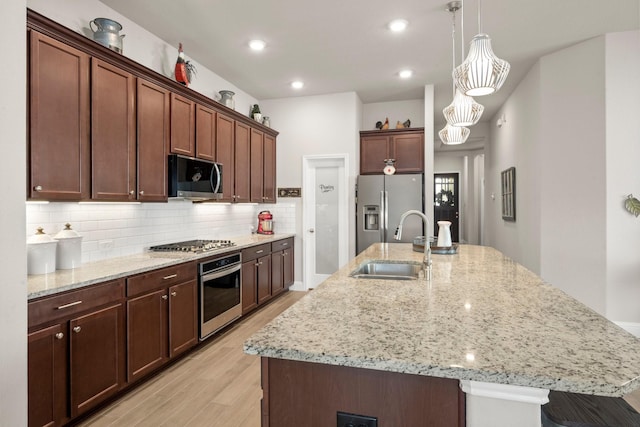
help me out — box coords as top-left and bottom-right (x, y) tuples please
(199, 253), (242, 340)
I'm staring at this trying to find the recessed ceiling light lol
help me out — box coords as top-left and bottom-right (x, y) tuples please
(249, 39), (266, 51)
(398, 69), (413, 79)
(388, 19), (408, 32)
(291, 81), (304, 89)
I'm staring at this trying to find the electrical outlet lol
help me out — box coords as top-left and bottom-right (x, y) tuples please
(337, 411), (378, 427)
(98, 240), (114, 250)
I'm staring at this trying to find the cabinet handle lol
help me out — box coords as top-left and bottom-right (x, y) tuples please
(282, 242), (288, 246)
(139, 190), (145, 195)
(255, 263), (260, 267)
(55, 332), (64, 340)
(73, 326), (81, 333)
(57, 300), (82, 310)
(171, 291), (177, 297)
(256, 250), (264, 254)
(163, 274), (178, 280)
(34, 185), (43, 192)
(129, 190), (135, 195)
(162, 295), (168, 300)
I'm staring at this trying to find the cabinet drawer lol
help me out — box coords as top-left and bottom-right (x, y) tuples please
(272, 238), (293, 252)
(242, 244), (271, 263)
(29, 279), (124, 329)
(127, 262), (196, 297)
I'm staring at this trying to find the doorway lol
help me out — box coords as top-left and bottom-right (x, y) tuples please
(302, 155), (349, 289)
(434, 173), (459, 242)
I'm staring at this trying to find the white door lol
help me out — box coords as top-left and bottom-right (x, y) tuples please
(302, 155), (349, 289)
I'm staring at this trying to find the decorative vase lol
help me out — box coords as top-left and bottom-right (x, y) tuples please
(262, 116), (270, 127)
(89, 18), (125, 53)
(437, 221), (452, 247)
(253, 112), (262, 123)
(219, 90), (235, 110)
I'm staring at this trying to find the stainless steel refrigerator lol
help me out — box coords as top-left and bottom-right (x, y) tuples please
(356, 174), (424, 254)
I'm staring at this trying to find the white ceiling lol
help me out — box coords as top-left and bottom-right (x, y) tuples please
(100, 0), (638, 131)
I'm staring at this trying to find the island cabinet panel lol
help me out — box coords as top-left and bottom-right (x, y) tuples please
(170, 93), (195, 156)
(250, 128), (264, 203)
(261, 357), (465, 427)
(91, 59), (136, 201)
(262, 133), (277, 203)
(28, 30), (90, 201)
(234, 121), (251, 203)
(137, 78), (170, 201)
(216, 113), (235, 202)
(126, 263), (197, 383)
(195, 104), (216, 161)
(359, 129), (425, 175)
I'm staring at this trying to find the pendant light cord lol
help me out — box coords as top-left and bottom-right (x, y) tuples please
(451, 8), (456, 97)
(461, 0), (465, 59)
(477, 0), (482, 34)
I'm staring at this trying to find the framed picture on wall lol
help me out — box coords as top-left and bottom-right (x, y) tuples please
(501, 167), (516, 221)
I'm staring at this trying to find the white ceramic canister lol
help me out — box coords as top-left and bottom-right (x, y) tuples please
(54, 223), (83, 270)
(27, 227), (57, 275)
(436, 221), (452, 247)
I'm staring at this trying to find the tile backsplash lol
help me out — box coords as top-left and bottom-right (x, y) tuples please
(26, 201), (296, 263)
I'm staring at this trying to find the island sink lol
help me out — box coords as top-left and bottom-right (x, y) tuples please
(350, 260), (421, 280)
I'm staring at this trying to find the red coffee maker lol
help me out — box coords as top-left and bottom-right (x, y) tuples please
(257, 210), (274, 235)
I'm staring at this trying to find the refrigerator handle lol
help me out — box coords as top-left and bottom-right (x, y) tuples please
(380, 190), (386, 243)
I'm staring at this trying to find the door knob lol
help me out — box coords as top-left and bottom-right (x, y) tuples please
(308, 228), (315, 233)
(73, 326), (81, 333)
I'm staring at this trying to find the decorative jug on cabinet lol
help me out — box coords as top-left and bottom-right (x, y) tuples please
(90, 18), (125, 53)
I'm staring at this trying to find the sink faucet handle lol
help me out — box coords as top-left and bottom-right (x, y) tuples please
(394, 226), (402, 240)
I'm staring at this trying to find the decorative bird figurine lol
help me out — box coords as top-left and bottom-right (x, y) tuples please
(381, 117), (389, 130)
(403, 119), (411, 128)
(175, 43), (189, 86)
(395, 120), (404, 129)
(625, 194), (640, 217)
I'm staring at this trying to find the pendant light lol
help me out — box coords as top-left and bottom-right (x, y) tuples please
(443, 1), (483, 127)
(439, 123), (470, 145)
(453, 0), (510, 96)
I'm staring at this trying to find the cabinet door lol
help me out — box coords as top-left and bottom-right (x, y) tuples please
(137, 79), (169, 201)
(69, 304), (124, 417)
(241, 261), (258, 315)
(126, 289), (168, 383)
(170, 93), (195, 156)
(29, 31), (90, 201)
(234, 122), (251, 203)
(257, 255), (272, 304)
(169, 280), (198, 358)
(28, 323), (68, 427)
(263, 134), (277, 203)
(250, 128), (264, 203)
(392, 133), (424, 173)
(216, 113), (235, 202)
(91, 59), (136, 200)
(283, 248), (294, 288)
(195, 104), (216, 161)
(360, 135), (389, 174)
(271, 250), (285, 297)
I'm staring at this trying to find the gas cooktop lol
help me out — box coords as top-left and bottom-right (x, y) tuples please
(149, 239), (235, 253)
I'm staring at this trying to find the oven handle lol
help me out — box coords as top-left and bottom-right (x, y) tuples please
(201, 262), (241, 281)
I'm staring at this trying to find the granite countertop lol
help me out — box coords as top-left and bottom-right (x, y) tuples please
(244, 243), (640, 397)
(28, 233), (294, 300)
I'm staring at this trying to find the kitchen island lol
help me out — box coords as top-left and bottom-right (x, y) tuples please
(244, 243), (640, 426)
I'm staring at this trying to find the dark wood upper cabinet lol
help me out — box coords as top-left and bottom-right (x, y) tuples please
(263, 133), (277, 203)
(195, 104), (216, 161)
(170, 93), (195, 156)
(91, 59), (136, 201)
(250, 128), (264, 203)
(29, 30), (90, 201)
(137, 79), (170, 202)
(234, 122), (251, 203)
(216, 113), (235, 202)
(360, 129), (425, 175)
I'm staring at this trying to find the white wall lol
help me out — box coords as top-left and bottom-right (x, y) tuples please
(27, 0), (259, 115)
(362, 99), (425, 130)
(261, 92), (361, 278)
(2, 0), (27, 425)
(605, 30), (640, 322)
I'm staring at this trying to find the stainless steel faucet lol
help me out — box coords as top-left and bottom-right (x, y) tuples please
(394, 210), (431, 281)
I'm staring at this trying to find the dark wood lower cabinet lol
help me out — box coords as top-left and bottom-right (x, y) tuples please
(261, 357), (465, 427)
(168, 280), (198, 358)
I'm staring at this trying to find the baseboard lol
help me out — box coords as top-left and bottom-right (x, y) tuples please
(614, 322), (640, 338)
(289, 281), (306, 291)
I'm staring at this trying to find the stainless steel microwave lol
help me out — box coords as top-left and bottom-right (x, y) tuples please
(168, 154), (223, 201)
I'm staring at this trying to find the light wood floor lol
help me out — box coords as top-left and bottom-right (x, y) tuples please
(77, 288), (640, 426)
(78, 290), (306, 427)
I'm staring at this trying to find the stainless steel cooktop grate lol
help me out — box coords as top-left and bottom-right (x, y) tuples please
(149, 239), (235, 253)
